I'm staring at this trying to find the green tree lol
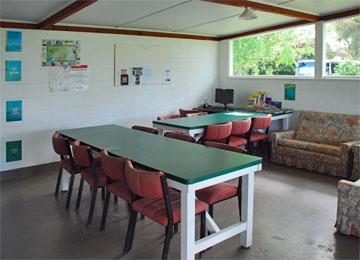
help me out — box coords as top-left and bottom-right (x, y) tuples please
(335, 16), (360, 60)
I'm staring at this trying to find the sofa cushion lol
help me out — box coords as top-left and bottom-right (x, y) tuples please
(295, 111), (360, 146)
(277, 138), (341, 156)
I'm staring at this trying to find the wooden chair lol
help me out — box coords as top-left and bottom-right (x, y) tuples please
(247, 114), (272, 155)
(157, 114), (180, 120)
(52, 132), (81, 209)
(164, 131), (195, 143)
(228, 118), (252, 149)
(201, 122), (233, 144)
(132, 125), (158, 135)
(100, 150), (132, 231)
(73, 140), (107, 227)
(123, 160), (207, 260)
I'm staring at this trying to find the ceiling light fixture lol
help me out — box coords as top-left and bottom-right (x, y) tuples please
(239, 7), (257, 21)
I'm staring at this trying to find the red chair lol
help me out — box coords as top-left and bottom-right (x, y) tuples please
(132, 125), (158, 135)
(202, 122), (232, 144)
(228, 118), (252, 148)
(179, 108), (197, 117)
(52, 132), (81, 209)
(123, 160), (207, 259)
(247, 114), (272, 154)
(157, 114), (180, 120)
(72, 140), (107, 227)
(164, 131), (195, 143)
(100, 150), (132, 231)
(185, 112), (208, 117)
(197, 141), (245, 221)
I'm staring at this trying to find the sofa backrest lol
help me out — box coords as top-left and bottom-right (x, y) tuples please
(295, 110), (360, 146)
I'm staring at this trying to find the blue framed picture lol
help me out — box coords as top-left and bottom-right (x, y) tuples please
(6, 31), (22, 52)
(284, 84), (296, 101)
(6, 100), (22, 122)
(5, 60), (22, 82)
(6, 140), (22, 162)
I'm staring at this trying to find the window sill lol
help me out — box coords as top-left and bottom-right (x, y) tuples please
(228, 75), (315, 80)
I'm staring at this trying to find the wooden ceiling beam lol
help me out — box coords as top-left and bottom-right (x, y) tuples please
(38, 0), (97, 29)
(203, 0), (319, 21)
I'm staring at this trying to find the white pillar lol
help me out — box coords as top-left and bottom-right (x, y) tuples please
(315, 21), (325, 79)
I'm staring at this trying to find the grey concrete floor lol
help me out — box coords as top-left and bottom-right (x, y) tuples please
(1, 161), (359, 259)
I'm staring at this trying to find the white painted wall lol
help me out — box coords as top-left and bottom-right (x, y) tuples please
(218, 40), (360, 127)
(0, 29), (218, 171)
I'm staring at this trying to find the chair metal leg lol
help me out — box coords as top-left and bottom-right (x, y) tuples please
(174, 223), (179, 234)
(123, 210), (138, 255)
(86, 186), (98, 227)
(54, 167), (63, 197)
(100, 191), (111, 231)
(114, 195), (118, 205)
(237, 178), (242, 221)
(162, 224), (173, 260)
(200, 212), (206, 239)
(75, 178), (84, 210)
(209, 204), (214, 218)
(101, 187), (105, 201)
(65, 173), (75, 210)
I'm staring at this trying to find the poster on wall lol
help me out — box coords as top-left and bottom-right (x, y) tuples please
(5, 60), (22, 82)
(6, 140), (22, 162)
(6, 31), (22, 52)
(131, 67), (143, 85)
(284, 83), (296, 101)
(163, 69), (172, 84)
(6, 100), (22, 122)
(41, 39), (80, 66)
(49, 65), (89, 92)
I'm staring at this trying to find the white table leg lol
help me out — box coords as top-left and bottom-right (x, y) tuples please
(240, 172), (254, 248)
(282, 117), (289, 130)
(181, 187), (196, 260)
(158, 128), (164, 136)
(62, 172), (70, 191)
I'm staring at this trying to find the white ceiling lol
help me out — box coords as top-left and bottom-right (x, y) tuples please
(0, 0), (358, 36)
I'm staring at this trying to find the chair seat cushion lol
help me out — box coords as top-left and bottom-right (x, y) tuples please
(229, 136), (247, 146)
(132, 190), (208, 226)
(81, 166), (107, 187)
(277, 138), (341, 156)
(196, 182), (238, 205)
(60, 158), (81, 174)
(107, 181), (132, 203)
(250, 133), (268, 142)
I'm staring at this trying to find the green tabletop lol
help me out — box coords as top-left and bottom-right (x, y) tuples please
(152, 111), (267, 130)
(59, 124), (262, 184)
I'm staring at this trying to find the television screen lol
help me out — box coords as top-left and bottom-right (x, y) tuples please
(215, 88), (234, 104)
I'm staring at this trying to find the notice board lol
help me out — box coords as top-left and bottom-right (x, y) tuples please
(114, 44), (172, 86)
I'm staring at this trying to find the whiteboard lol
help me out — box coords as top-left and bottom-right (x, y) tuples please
(114, 44), (172, 86)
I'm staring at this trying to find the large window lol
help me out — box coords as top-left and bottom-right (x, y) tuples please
(325, 16), (360, 77)
(231, 25), (315, 77)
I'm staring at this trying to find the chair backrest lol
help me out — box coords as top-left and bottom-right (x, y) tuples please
(231, 118), (252, 136)
(72, 140), (92, 168)
(157, 114), (180, 120)
(252, 114), (272, 130)
(164, 132), (195, 143)
(185, 112), (208, 117)
(203, 122), (232, 142)
(179, 108), (196, 117)
(132, 125), (159, 135)
(204, 141), (246, 153)
(52, 132), (71, 157)
(125, 160), (164, 199)
(100, 150), (126, 182)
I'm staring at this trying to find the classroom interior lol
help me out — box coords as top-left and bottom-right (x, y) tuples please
(1, 0), (359, 260)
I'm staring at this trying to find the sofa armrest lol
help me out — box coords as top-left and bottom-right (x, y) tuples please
(340, 140), (360, 172)
(271, 130), (295, 148)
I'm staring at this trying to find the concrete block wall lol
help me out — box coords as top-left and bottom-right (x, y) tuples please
(0, 29), (218, 171)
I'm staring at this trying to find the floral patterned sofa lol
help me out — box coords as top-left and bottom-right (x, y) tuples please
(336, 179), (360, 237)
(271, 110), (360, 178)
(351, 144), (360, 180)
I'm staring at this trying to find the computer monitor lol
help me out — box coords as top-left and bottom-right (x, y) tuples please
(215, 88), (234, 109)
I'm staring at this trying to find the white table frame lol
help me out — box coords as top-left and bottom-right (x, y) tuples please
(167, 163), (262, 260)
(153, 113), (292, 138)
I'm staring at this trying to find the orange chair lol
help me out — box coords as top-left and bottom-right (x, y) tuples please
(52, 132), (81, 209)
(164, 131), (195, 143)
(247, 114), (272, 155)
(157, 114), (180, 120)
(179, 108), (197, 117)
(73, 140), (107, 227)
(100, 150), (132, 231)
(132, 125), (158, 135)
(228, 118), (252, 148)
(197, 141), (245, 221)
(123, 160), (207, 259)
(202, 122), (232, 144)
(185, 112), (208, 117)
